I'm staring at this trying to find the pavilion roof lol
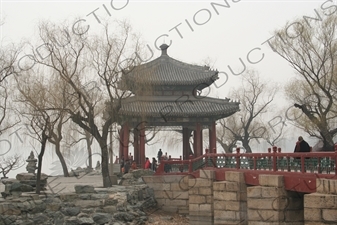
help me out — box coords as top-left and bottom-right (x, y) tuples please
(122, 44), (218, 87)
(118, 95), (240, 118)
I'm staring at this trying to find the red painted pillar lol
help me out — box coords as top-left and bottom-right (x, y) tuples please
(122, 123), (129, 161)
(183, 127), (190, 160)
(134, 128), (139, 165)
(209, 121), (216, 153)
(194, 123), (202, 157)
(200, 126), (203, 155)
(139, 124), (145, 168)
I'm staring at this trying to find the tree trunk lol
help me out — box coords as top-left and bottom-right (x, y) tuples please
(242, 141), (252, 153)
(55, 142), (69, 177)
(36, 133), (47, 194)
(98, 138), (112, 187)
(85, 131), (93, 169)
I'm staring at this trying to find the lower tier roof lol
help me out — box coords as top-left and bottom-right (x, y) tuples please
(116, 95), (240, 120)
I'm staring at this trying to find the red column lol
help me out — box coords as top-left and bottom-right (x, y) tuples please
(199, 125), (204, 155)
(139, 124), (145, 168)
(183, 127), (190, 160)
(209, 121), (216, 153)
(134, 128), (139, 165)
(122, 123), (129, 160)
(194, 123), (202, 157)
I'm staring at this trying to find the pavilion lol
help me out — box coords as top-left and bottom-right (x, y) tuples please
(112, 44), (239, 167)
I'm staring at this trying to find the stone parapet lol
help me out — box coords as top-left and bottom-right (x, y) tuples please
(143, 175), (190, 215)
(189, 170), (215, 225)
(304, 192), (337, 224)
(247, 174), (303, 225)
(214, 171), (247, 225)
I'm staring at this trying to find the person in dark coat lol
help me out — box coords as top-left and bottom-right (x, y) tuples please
(157, 149), (163, 163)
(294, 136), (311, 160)
(294, 136), (311, 153)
(124, 160), (131, 174)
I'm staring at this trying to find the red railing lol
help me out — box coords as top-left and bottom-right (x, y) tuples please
(154, 146), (337, 193)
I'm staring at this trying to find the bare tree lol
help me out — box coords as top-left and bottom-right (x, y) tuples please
(27, 20), (145, 187)
(0, 154), (23, 178)
(0, 43), (21, 135)
(15, 71), (65, 193)
(216, 120), (237, 153)
(269, 12), (337, 150)
(217, 70), (277, 153)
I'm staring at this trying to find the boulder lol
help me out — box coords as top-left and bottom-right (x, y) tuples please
(1, 178), (19, 185)
(119, 169), (154, 186)
(33, 213), (50, 224)
(131, 169), (155, 179)
(10, 182), (34, 192)
(61, 207), (81, 216)
(16, 173), (48, 188)
(92, 213), (112, 224)
(74, 185), (95, 194)
(16, 173), (35, 181)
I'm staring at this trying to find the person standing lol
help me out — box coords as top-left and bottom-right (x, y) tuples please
(124, 160), (131, 174)
(131, 161), (137, 170)
(294, 136), (311, 161)
(157, 149), (163, 163)
(144, 157), (151, 169)
(151, 157), (157, 171)
(294, 136), (311, 153)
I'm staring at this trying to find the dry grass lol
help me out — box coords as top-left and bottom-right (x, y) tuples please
(144, 208), (189, 225)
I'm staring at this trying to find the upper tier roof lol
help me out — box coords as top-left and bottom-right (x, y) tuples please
(122, 44), (218, 87)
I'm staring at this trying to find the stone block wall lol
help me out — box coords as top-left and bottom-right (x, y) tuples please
(142, 175), (189, 215)
(304, 179), (337, 225)
(189, 169), (215, 225)
(214, 171), (247, 225)
(247, 175), (303, 225)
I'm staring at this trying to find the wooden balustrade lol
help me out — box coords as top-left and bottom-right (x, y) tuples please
(154, 145), (337, 177)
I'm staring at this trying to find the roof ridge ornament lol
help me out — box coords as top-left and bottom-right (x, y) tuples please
(160, 43), (169, 56)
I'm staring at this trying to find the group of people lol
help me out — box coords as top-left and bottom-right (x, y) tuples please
(121, 151), (162, 174)
(144, 157), (158, 171)
(120, 159), (137, 174)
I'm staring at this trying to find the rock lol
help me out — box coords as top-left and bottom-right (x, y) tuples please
(61, 207), (81, 216)
(1, 191), (10, 198)
(65, 216), (78, 225)
(53, 211), (64, 225)
(131, 169), (154, 179)
(33, 213), (50, 224)
(10, 183), (34, 192)
(1, 178), (19, 185)
(113, 212), (135, 222)
(74, 185), (95, 194)
(119, 169), (154, 186)
(15, 173), (48, 188)
(92, 213), (112, 224)
(77, 217), (95, 225)
(16, 173), (35, 181)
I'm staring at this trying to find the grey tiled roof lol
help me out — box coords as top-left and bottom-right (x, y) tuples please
(123, 52), (218, 86)
(118, 96), (239, 117)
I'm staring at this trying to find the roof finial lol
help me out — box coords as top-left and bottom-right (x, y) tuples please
(160, 43), (169, 56)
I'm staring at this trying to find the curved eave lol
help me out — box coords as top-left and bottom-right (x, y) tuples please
(117, 96), (240, 118)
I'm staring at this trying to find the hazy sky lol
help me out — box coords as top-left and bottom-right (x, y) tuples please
(1, 0), (328, 89)
(1, 0), (333, 175)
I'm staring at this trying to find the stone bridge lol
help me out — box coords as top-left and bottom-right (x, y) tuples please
(143, 147), (337, 224)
